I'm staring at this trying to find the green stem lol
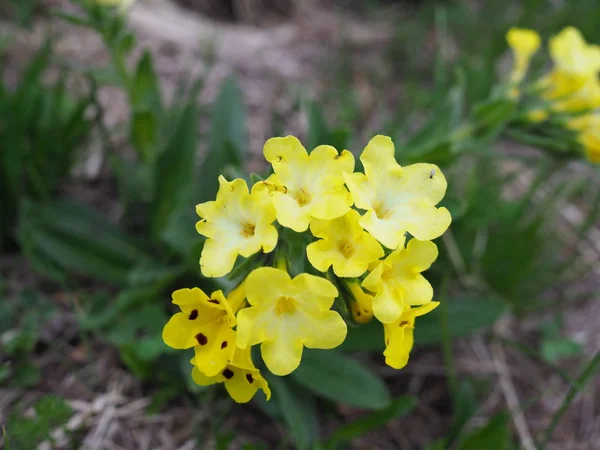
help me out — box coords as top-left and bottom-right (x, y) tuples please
(439, 277), (458, 400)
(541, 351), (600, 448)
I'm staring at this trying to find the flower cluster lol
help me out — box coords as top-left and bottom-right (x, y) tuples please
(163, 135), (451, 403)
(507, 27), (600, 163)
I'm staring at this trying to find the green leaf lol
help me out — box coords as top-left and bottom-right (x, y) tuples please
(306, 102), (349, 150)
(18, 200), (148, 285)
(415, 295), (506, 346)
(326, 396), (417, 449)
(131, 50), (162, 111)
(447, 380), (478, 445)
(457, 413), (511, 450)
(200, 76), (246, 202)
(130, 110), (158, 162)
(151, 103), (198, 237)
(269, 376), (320, 450)
(292, 350), (390, 410)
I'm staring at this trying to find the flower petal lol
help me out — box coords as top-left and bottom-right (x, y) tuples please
(199, 238), (238, 278)
(302, 310), (347, 349)
(271, 191), (312, 232)
(194, 326), (236, 377)
(360, 210), (407, 250)
(383, 324), (414, 370)
(245, 267), (292, 306)
(371, 286), (405, 324)
(162, 312), (200, 349)
(261, 337), (304, 376)
(292, 273), (338, 309)
(360, 135), (397, 179)
(191, 366), (220, 386)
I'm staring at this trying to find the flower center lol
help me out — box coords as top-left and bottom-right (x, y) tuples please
(293, 188), (312, 207)
(381, 267), (395, 281)
(241, 222), (256, 237)
(275, 296), (297, 316)
(373, 200), (392, 220)
(338, 239), (355, 259)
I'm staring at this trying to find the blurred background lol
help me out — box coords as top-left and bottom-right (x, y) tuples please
(1, 0), (599, 449)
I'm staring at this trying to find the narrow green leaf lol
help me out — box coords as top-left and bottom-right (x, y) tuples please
(151, 104), (198, 237)
(130, 110), (158, 160)
(458, 413), (511, 450)
(131, 50), (162, 112)
(415, 295), (506, 346)
(269, 376), (320, 450)
(200, 76), (246, 202)
(326, 396), (417, 449)
(292, 350), (390, 410)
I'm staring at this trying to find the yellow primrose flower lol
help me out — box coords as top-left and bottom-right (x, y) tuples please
(549, 27), (600, 79)
(306, 209), (384, 278)
(542, 27), (600, 111)
(346, 280), (374, 324)
(383, 302), (439, 370)
(196, 176), (278, 278)
(262, 136), (355, 232)
(362, 239), (438, 324)
(506, 28), (541, 84)
(344, 135), (451, 249)
(570, 114), (600, 164)
(162, 288), (236, 377)
(191, 346), (271, 403)
(236, 267), (347, 376)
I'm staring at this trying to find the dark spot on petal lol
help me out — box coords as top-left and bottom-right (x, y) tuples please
(188, 309), (198, 320)
(399, 321), (409, 327)
(208, 299), (220, 304)
(276, 155), (282, 162)
(221, 341), (228, 349)
(196, 333), (208, 345)
(223, 368), (234, 379)
(386, 338), (389, 345)
(356, 312), (361, 316)
(246, 374), (254, 384)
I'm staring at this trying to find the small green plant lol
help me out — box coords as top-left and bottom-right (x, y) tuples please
(0, 40), (94, 251)
(4, 395), (73, 449)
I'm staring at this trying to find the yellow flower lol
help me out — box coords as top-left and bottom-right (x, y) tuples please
(549, 27), (600, 79)
(383, 302), (439, 369)
(162, 288), (236, 377)
(506, 28), (541, 84)
(191, 346), (271, 403)
(306, 210), (384, 277)
(236, 267), (347, 376)
(196, 176), (278, 278)
(344, 135), (451, 249)
(570, 114), (600, 164)
(543, 27), (600, 112)
(362, 239), (438, 324)
(262, 136), (355, 232)
(346, 280), (374, 324)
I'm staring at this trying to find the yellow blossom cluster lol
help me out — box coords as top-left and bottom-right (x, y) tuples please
(162, 135), (451, 403)
(506, 27), (600, 163)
